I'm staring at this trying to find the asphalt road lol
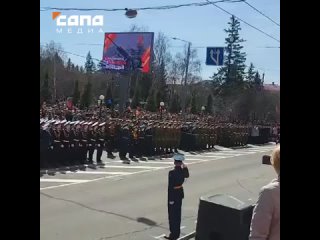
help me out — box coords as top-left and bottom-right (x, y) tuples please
(40, 144), (276, 240)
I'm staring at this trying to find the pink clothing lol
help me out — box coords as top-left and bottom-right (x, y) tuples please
(249, 177), (280, 240)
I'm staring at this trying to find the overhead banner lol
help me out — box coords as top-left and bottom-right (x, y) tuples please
(102, 32), (154, 73)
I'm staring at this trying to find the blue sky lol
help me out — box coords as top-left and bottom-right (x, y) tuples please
(40, 0), (280, 84)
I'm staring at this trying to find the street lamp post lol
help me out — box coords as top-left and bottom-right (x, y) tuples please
(99, 95), (105, 119)
(160, 101), (165, 119)
(172, 37), (191, 118)
(201, 106), (205, 117)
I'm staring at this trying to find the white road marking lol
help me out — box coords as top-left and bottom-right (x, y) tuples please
(40, 169), (154, 191)
(40, 179), (89, 183)
(107, 160), (174, 165)
(101, 165), (162, 169)
(153, 234), (165, 239)
(185, 154), (231, 157)
(241, 148), (273, 152)
(40, 146), (273, 191)
(180, 226), (186, 229)
(191, 153), (241, 157)
(185, 158), (222, 161)
(70, 171), (131, 175)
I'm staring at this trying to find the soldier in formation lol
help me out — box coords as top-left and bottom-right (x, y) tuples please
(40, 117), (273, 169)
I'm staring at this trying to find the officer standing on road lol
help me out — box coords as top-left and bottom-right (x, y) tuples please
(165, 154), (190, 240)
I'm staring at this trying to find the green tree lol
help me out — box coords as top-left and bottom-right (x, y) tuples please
(105, 84), (113, 108)
(190, 91), (197, 114)
(72, 80), (80, 106)
(169, 93), (180, 113)
(254, 71), (263, 90)
(155, 90), (161, 109)
(254, 71), (262, 85)
(80, 80), (92, 109)
(132, 88), (141, 108)
(157, 59), (168, 102)
(206, 94), (213, 114)
(66, 58), (72, 71)
(146, 89), (156, 112)
(246, 63), (256, 83)
(211, 15), (247, 86)
(85, 51), (96, 74)
(40, 71), (51, 103)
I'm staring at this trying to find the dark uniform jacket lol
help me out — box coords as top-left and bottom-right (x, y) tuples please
(168, 166), (190, 202)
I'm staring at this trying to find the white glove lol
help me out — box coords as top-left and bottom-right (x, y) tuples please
(97, 144), (100, 147)
(169, 201), (174, 205)
(50, 146), (53, 149)
(71, 144), (74, 147)
(61, 145), (64, 148)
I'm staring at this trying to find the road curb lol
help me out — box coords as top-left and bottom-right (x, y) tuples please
(178, 231), (196, 240)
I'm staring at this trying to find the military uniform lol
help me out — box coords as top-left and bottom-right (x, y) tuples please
(80, 122), (89, 164)
(145, 123), (154, 156)
(51, 121), (64, 166)
(119, 125), (130, 161)
(154, 124), (161, 155)
(128, 124), (136, 159)
(166, 154), (189, 240)
(106, 121), (116, 158)
(87, 123), (95, 164)
(175, 123), (181, 153)
(69, 122), (79, 165)
(137, 124), (146, 158)
(73, 121), (85, 164)
(96, 122), (105, 164)
(60, 121), (71, 166)
(40, 121), (52, 169)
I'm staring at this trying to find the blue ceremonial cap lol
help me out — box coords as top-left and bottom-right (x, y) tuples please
(173, 154), (185, 162)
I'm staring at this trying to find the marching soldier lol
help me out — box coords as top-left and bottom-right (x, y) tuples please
(69, 122), (79, 165)
(80, 122), (88, 164)
(119, 123), (130, 162)
(105, 120), (116, 159)
(40, 121), (52, 169)
(51, 121), (64, 166)
(128, 123), (135, 159)
(165, 154), (189, 240)
(145, 122), (154, 157)
(190, 124), (197, 151)
(47, 120), (56, 168)
(137, 122), (146, 158)
(179, 122), (188, 151)
(96, 122), (105, 164)
(73, 121), (83, 164)
(87, 122), (95, 164)
(61, 120), (71, 166)
(154, 123), (160, 155)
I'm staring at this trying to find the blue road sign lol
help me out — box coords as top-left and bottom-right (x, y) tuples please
(206, 47), (224, 66)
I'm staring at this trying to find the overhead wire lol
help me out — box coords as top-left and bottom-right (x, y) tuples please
(242, 0), (280, 27)
(205, 0), (280, 43)
(40, 0), (243, 12)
